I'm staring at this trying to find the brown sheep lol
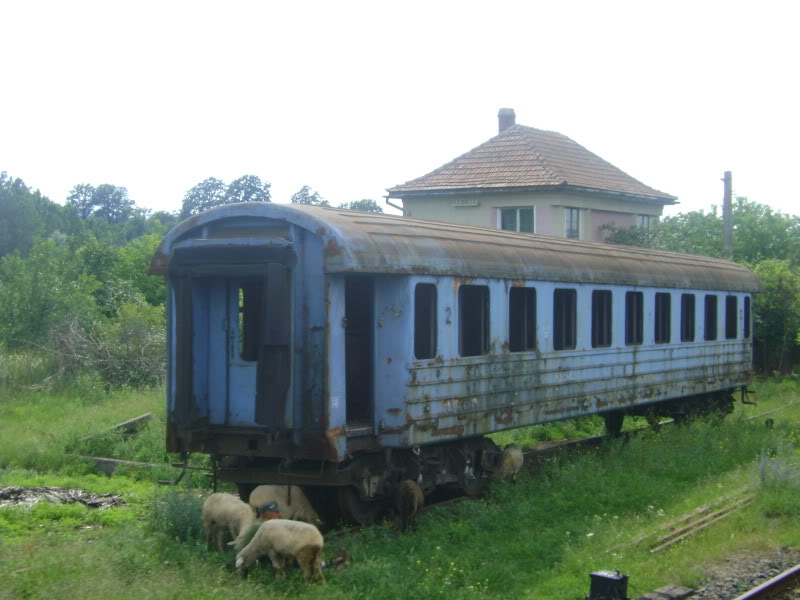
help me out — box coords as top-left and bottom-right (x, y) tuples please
(395, 479), (424, 533)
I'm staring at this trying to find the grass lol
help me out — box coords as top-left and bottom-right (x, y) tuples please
(1, 372), (799, 599)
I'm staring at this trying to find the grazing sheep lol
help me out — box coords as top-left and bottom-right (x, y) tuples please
(395, 479), (424, 533)
(234, 518), (325, 582)
(248, 484), (320, 524)
(494, 443), (524, 485)
(202, 492), (256, 552)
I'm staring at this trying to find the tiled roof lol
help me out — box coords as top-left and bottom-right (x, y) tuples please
(387, 124), (676, 202)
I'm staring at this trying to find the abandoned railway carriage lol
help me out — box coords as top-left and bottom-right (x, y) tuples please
(149, 203), (760, 522)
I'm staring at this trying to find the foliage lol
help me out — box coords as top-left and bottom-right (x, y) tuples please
(180, 175), (271, 218)
(291, 184), (330, 206)
(0, 237), (101, 348)
(48, 302), (166, 388)
(147, 488), (205, 543)
(67, 183), (135, 224)
(0, 172), (83, 258)
(115, 233), (166, 306)
(752, 260), (800, 373)
(338, 199), (384, 213)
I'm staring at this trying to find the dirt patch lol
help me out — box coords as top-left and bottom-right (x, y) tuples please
(0, 486), (126, 509)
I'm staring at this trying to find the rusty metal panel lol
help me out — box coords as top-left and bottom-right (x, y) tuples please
(149, 203), (761, 293)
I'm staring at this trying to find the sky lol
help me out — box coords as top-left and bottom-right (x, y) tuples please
(1, 0), (798, 219)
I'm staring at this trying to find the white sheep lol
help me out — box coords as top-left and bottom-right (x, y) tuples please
(248, 484), (320, 524)
(494, 443), (524, 485)
(201, 492), (256, 552)
(234, 518), (325, 582)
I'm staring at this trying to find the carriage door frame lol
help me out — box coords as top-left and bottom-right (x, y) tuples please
(344, 275), (374, 431)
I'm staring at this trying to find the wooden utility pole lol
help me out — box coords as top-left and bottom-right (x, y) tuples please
(722, 171), (733, 258)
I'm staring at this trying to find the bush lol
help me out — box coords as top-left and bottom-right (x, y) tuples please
(148, 487), (205, 543)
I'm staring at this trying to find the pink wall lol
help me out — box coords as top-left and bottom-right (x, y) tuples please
(591, 211), (634, 243)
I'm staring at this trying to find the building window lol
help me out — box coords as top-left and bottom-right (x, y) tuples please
(459, 285), (490, 357)
(654, 292), (671, 344)
(509, 287), (536, 352)
(681, 294), (695, 342)
(725, 295), (738, 339)
(744, 297), (751, 339)
(591, 290), (612, 348)
(625, 291), (643, 345)
(414, 284), (437, 359)
(500, 207), (534, 233)
(553, 289), (577, 350)
(705, 295), (718, 341)
(565, 208), (580, 239)
(637, 215), (655, 228)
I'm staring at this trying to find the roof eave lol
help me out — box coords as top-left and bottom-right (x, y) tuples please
(386, 184), (677, 205)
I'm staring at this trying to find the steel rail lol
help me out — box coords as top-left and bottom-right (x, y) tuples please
(730, 563), (800, 599)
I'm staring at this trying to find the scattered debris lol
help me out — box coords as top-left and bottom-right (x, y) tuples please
(79, 412), (152, 441)
(637, 584), (694, 599)
(0, 486), (126, 509)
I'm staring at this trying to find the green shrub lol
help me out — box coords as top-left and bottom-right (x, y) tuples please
(148, 487), (205, 544)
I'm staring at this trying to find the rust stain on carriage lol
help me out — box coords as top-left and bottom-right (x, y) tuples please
(431, 425), (465, 437)
(324, 236), (344, 257)
(495, 408), (513, 425)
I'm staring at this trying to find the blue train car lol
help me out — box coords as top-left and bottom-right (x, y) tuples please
(149, 203), (760, 521)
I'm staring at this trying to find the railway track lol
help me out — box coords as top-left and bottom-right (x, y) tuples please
(729, 563), (800, 599)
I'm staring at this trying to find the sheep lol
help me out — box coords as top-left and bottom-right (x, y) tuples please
(248, 484), (320, 524)
(394, 479), (424, 533)
(234, 518), (325, 582)
(493, 443), (524, 485)
(201, 492), (256, 552)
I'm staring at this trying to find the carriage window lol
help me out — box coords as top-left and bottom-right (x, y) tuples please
(414, 284), (437, 359)
(591, 290), (612, 348)
(459, 285), (490, 357)
(625, 291), (643, 345)
(744, 297), (751, 339)
(553, 289), (577, 350)
(239, 281), (263, 361)
(705, 295), (718, 340)
(681, 294), (695, 342)
(509, 287), (536, 352)
(654, 292), (671, 344)
(725, 296), (738, 339)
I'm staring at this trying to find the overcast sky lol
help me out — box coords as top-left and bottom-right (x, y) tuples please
(2, 1), (798, 219)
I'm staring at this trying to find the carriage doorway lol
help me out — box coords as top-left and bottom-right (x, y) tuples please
(344, 276), (374, 430)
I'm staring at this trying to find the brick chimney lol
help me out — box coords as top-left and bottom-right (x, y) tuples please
(498, 108), (516, 133)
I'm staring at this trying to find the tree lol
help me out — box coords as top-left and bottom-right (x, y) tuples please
(338, 199), (384, 213)
(66, 183), (135, 224)
(291, 185), (329, 206)
(752, 260), (800, 373)
(180, 176), (272, 219)
(225, 175), (271, 204)
(179, 177), (227, 218)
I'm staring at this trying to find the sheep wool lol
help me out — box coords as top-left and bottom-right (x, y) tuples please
(495, 443), (524, 485)
(248, 484), (320, 524)
(235, 518), (325, 583)
(201, 492), (256, 552)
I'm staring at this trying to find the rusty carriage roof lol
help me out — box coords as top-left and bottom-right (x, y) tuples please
(149, 203), (761, 292)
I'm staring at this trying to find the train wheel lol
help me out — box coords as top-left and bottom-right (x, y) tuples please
(337, 486), (383, 525)
(602, 411), (624, 437)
